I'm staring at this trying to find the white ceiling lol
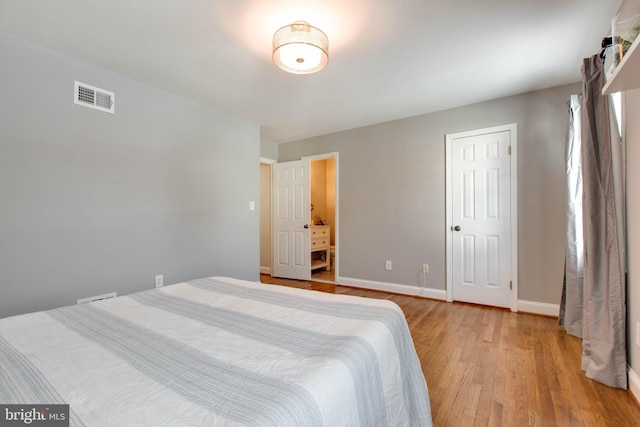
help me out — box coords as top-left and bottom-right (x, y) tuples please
(0, 0), (622, 143)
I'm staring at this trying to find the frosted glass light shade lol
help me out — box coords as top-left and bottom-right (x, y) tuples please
(272, 21), (329, 74)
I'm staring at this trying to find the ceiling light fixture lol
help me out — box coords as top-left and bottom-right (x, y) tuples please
(272, 21), (329, 74)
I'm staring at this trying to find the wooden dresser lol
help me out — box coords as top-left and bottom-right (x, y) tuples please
(310, 225), (330, 271)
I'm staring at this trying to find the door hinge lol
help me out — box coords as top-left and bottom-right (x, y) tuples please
(508, 146), (512, 155)
(510, 280), (513, 290)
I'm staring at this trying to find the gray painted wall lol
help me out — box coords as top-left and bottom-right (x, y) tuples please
(279, 83), (580, 304)
(260, 139), (278, 161)
(0, 31), (260, 318)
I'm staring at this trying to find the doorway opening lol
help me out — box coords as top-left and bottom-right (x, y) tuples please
(266, 153), (338, 284)
(309, 156), (337, 283)
(259, 158), (276, 275)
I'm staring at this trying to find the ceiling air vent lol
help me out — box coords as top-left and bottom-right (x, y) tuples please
(74, 81), (115, 114)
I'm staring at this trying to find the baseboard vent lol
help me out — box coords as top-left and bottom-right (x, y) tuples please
(74, 81), (115, 114)
(77, 292), (117, 305)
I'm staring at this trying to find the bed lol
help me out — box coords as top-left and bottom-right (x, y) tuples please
(0, 276), (432, 426)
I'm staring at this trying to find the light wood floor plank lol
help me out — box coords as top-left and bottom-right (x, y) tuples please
(260, 275), (640, 426)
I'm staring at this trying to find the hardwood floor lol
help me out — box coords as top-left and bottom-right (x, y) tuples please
(310, 268), (335, 283)
(260, 275), (640, 426)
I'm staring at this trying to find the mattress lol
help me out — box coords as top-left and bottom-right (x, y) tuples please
(0, 276), (432, 426)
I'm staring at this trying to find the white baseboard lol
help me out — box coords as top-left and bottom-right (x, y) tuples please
(629, 366), (640, 404)
(517, 300), (559, 317)
(259, 266), (271, 275)
(338, 276), (447, 301)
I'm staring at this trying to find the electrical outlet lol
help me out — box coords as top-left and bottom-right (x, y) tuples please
(155, 275), (163, 288)
(385, 260), (392, 271)
(422, 264), (429, 274)
(249, 201), (256, 211)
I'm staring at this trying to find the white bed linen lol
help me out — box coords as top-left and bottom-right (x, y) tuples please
(0, 276), (432, 426)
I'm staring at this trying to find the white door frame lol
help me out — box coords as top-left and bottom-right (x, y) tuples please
(445, 124), (518, 311)
(302, 152), (339, 281)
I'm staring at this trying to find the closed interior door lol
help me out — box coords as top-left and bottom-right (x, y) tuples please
(447, 126), (515, 309)
(272, 160), (311, 280)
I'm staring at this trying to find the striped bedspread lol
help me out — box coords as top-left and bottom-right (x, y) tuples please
(0, 277), (432, 426)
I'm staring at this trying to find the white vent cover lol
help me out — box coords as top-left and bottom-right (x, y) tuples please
(77, 292), (117, 305)
(74, 81), (114, 113)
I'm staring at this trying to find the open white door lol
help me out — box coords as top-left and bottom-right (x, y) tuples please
(272, 160), (311, 280)
(446, 124), (518, 311)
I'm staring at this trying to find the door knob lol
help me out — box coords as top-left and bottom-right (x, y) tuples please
(304, 224), (309, 229)
(451, 225), (461, 231)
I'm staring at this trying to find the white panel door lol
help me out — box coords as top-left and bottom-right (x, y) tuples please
(448, 127), (513, 308)
(272, 160), (311, 280)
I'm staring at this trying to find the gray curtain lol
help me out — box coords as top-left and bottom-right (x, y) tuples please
(559, 94), (584, 337)
(560, 55), (627, 389)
